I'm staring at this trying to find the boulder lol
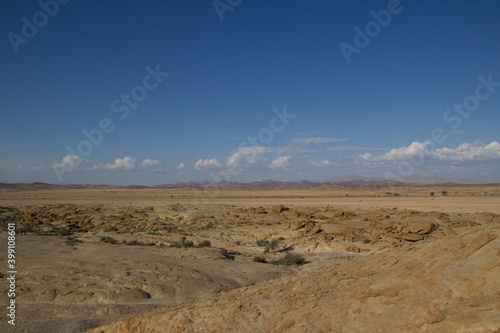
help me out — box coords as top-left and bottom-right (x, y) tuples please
(403, 233), (424, 242)
(407, 222), (436, 235)
(115, 288), (151, 302)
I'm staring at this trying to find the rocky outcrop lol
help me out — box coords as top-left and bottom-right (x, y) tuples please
(88, 226), (500, 332)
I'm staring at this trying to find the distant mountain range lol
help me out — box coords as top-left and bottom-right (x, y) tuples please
(152, 175), (491, 189)
(1, 175), (496, 190)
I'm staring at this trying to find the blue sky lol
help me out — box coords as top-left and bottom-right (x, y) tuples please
(1, 0), (499, 185)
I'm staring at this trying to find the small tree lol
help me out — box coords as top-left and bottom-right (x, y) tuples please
(442, 191), (448, 196)
(430, 192), (435, 196)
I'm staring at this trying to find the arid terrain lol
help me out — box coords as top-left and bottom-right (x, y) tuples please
(0, 184), (499, 332)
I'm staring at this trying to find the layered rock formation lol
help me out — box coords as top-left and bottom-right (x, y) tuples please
(89, 225), (500, 332)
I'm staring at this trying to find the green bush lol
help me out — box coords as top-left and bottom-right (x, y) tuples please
(256, 239), (269, 247)
(253, 256), (267, 263)
(197, 240), (211, 248)
(273, 253), (306, 266)
(169, 238), (195, 248)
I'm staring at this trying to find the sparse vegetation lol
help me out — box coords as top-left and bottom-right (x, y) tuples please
(35, 228), (73, 236)
(256, 239), (269, 247)
(168, 237), (196, 248)
(197, 240), (211, 248)
(3, 184), (498, 332)
(180, 237), (194, 247)
(100, 236), (118, 244)
(264, 238), (280, 254)
(184, 240), (195, 247)
(386, 227), (396, 233)
(253, 256), (267, 263)
(271, 253), (306, 266)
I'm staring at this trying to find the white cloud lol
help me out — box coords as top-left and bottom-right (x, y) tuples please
(359, 141), (432, 162)
(59, 155), (82, 168)
(91, 156), (136, 170)
(328, 146), (389, 151)
(226, 146), (268, 167)
(292, 137), (347, 144)
(32, 165), (42, 172)
(356, 153), (373, 161)
(434, 141), (500, 161)
(268, 156), (291, 170)
(177, 162), (185, 170)
(194, 158), (222, 170)
(108, 156), (136, 170)
(140, 159), (162, 171)
(310, 160), (340, 167)
(356, 141), (500, 163)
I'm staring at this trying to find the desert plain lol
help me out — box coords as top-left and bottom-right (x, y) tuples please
(0, 184), (499, 332)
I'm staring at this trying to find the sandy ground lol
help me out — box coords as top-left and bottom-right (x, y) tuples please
(0, 185), (499, 332)
(1, 186), (499, 213)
